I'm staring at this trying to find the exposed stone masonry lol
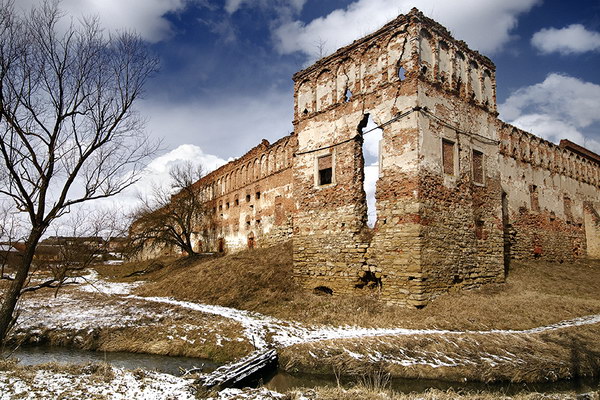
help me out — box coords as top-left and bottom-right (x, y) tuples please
(139, 8), (600, 306)
(187, 135), (297, 254)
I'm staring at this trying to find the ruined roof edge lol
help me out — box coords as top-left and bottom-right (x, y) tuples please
(560, 139), (600, 165)
(192, 132), (295, 189)
(501, 121), (600, 166)
(293, 7), (495, 82)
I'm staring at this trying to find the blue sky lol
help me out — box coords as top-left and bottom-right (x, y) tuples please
(18, 0), (600, 184)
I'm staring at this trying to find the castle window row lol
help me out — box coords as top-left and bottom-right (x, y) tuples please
(199, 142), (293, 201)
(441, 138), (486, 185)
(296, 27), (495, 116)
(419, 28), (495, 110)
(297, 31), (413, 115)
(500, 129), (600, 187)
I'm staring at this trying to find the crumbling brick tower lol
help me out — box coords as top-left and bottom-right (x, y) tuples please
(292, 8), (505, 306)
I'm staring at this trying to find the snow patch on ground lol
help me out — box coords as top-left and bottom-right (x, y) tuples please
(78, 270), (141, 295)
(126, 293), (600, 350)
(208, 387), (286, 399)
(10, 269), (600, 388)
(0, 366), (197, 400)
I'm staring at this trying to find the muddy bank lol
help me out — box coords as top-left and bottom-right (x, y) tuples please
(279, 323), (600, 384)
(6, 268), (600, 385)
(9, 288), (252, 363)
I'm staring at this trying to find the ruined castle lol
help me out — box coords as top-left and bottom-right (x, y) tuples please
(142, 9), (600, 306)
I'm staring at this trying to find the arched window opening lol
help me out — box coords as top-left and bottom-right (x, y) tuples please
(344, 88), (352, 102)
(398, 65), (406, 81)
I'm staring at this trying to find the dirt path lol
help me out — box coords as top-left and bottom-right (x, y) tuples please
(129, 293), (600, 348)
(14, 272), (600, 347)
(11, 272), (600, 382)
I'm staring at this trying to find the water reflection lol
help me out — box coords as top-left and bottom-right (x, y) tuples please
(9, 346), (600, 395)
(12, 345), (218, 376)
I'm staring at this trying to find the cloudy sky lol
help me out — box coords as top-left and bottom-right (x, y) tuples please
(16, 0), (600, 201)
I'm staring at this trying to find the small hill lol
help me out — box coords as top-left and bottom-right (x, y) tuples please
(135, 242), (297, 313)
(125, 243), (600, 331)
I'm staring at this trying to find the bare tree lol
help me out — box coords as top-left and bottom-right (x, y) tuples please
(129, 162), (211, 258)
(313, 37), (328, 59)
(0, 1), (159, 345)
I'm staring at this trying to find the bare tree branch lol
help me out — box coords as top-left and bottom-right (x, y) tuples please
(0, 0), (159, 346)
(128, 162), (211, 258)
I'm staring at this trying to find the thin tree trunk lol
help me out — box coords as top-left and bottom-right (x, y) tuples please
(0, 229), (42, 346)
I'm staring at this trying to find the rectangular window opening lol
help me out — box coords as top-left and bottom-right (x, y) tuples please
(442, 139), (455, 175)
(256, 191), (261, 200)
(472, 149), (484, 184)
(318, 154), (333, 186)
(564, 195), (573, 223)
(475, 219), (485, 240)
(529, 185), (540, 212)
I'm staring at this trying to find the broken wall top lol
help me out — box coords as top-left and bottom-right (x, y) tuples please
(293, 8), (494, 82)
(190, 134), (297, 199)
(293, 7), (498, 120)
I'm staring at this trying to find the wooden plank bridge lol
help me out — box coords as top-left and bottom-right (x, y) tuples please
(199, 349), (278, 390)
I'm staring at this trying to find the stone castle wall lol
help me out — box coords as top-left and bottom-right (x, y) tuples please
(197, 135), (297, 253)
(291, 9), (511, 305)
(291, 12), (423, 304)
(140, 135), (296, 257)
(498, 126), (600, 263)
(136, 8), (600, 306)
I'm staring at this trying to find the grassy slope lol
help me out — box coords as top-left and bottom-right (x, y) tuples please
(95, 245), (600, 382)
(132, 243), (297, 313)
(124, 242), (600, 331)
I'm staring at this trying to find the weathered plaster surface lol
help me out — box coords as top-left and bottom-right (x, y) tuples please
(137, 8), (600, 306)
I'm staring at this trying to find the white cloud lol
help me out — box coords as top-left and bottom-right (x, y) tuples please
(87, 144), (226, 215)
(362, 116), (382, 228)
(364, 163), (379, 228)
(532, 24), (600, 55)
(499, 73), (600, 154)
(273, 0), (540, 60)
(509, 114), (600, 153)
(134, 144), (226, 197)
(137, 89), (294, 160)
(16, 0), (192, 42)
(224, 0), (307, 15)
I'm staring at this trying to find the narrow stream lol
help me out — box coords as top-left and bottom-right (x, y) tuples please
(11, 345), (219, 376)
(264, 369), (600, 396)
(9, 346), (600, 395)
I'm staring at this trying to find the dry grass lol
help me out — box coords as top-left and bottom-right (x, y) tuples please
(0, 359), (115, 383)
(134, 243), (297, 314)
(123, 242), (600, 332)
(279, 324), (600, 383)
(94, 256), (180, 280)
(288, 387), (599, 400)
(95, 244), (600, 382)
(10, 287), (253, 362)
